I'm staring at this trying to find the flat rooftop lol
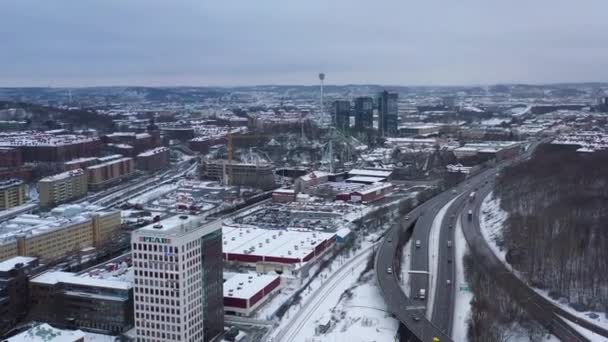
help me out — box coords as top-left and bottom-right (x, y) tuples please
(31, 271), (132, 290)
(223, 226), (334, 262)
(0, 256), (37, 272)
(0, 132), (99, 147)
(86, 157), (132, 170)
(347, 168), (392, 178)
(137, 146), (169, 157)
(0, 204), (115, 245)
(224, 272), (280, 300)
(39, 169), (84, 183)
(136, 214), (202, 233)
(346, 176), (385, 183)
(6, 323), (85, 342)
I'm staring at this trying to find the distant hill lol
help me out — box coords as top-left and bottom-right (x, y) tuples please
(0, 101), (115, 132)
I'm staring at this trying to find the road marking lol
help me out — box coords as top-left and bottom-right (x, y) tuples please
(409, 270), (430, 275)
(405, 305), (426, 310)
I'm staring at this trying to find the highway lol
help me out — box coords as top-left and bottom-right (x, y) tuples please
(462, 178), (608, 341)
(375, 137), (599, 341)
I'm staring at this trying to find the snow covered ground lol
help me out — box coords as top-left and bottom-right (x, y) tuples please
(127, 183), (179, 205)
(273, 247), (398, 342)
(479, 192), (510, 266)
(452, 216), (473, 341)
(427, 196), (458, 319)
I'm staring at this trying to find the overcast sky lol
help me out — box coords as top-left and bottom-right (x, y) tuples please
(2, 0), (608, 87)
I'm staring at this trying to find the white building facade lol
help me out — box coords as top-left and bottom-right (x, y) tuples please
(132, 215), (223, 342)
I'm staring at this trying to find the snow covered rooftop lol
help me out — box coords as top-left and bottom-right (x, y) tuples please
(347, 168), (392, 178)
(0, 132), (99, 147)
(0, 205), (115, 244)
(346, 176), (385, 184)
(6, 323), (85, 342)
(86, 157), (132, 170)
(223, 226), (334, 262)
(31, 270), (132, 290)
(64, 157), (98, 166)
(0, 178), (23, 190)
(137, 146), (169, 157)
(39, 169), (84, 183)
(223, 272), (280, 300)
(300, 171), (330, 182)
(354, 182), (393, 196)
(0, 256), (37, 272)
(136, 214), (202, 233)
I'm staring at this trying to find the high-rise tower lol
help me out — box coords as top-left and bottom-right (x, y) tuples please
(377, 90), (399, 136)
(132, 216), (223, 342)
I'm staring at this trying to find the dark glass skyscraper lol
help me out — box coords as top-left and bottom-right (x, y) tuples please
(377, 90), (399, 136)
(332, 100), (351, 131)
(354, 96), (374, 130)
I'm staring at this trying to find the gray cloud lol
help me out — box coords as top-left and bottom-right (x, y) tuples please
(1, 0), (608, 86)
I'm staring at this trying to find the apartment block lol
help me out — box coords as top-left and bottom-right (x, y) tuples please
(136, 147), (170, 172)
(86, 157), (135, 191)
(0, 179), (26, 210)
(0, 205), (121, 263)
(38, 168), (88, 208)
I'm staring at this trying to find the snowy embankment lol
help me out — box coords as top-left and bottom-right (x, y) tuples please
(452, 216), (473, 341)
(479, 192), (509, 264)
(400, 238), (412, 298)
(427, 196), (458, 319)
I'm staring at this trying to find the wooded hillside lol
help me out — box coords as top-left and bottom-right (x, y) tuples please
(495, 143), (608, 312)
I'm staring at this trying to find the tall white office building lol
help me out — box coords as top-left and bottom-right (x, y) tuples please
(132, 215), (223, 342)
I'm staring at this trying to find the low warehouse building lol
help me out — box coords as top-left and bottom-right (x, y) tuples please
(222, 226), (335, 273)
(223, 273), (281, 316)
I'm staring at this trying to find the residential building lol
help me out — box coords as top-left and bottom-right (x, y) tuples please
(0, 205), (121, 263)
(0, 132), (102, 163)
(354, 97), (374, 130)
(332, 100), (351, 131)
(132, 215), (224, 342)
(0, 179), (26, 210)
(0, 256), (39, 335)
(30, 271), (133, 334)
(136, 147), (170, 172)
(38, 169), (88, 208)
(377, 91), (399, 136)
(86, 157), (135, 191)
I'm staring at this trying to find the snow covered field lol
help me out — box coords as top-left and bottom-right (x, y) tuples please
(452, 216), (473, 341)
